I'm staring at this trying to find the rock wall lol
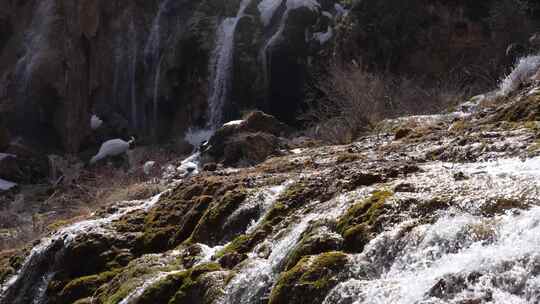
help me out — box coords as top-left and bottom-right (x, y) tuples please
(1, 0), (538, 154)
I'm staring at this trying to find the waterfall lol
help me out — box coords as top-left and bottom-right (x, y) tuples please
(259, 0), (320, 102)
(144, 0), (176, 137)
(206, 0), (254, 129)
(13, 0), (56, 124)
(129, 19), (139, 130)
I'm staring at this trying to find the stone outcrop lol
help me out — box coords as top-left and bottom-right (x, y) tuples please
(202, 111), (291, 166)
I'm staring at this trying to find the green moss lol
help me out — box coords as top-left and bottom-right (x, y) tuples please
(337, 190), (392, 234)
(342, 223), (370, 252)
(269, 252), (348, 304)
(188, 189), (247, 245)
(58, 270), (120, 304)
(95, 255), (181, 304)
(284, 222), (343, 271)
(215, 224), (271, 259)
(336, 190), (392, 253)
(137, 263), (222, 304)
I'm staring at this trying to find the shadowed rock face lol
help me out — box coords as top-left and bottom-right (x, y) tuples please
(1, 0), (538, 154)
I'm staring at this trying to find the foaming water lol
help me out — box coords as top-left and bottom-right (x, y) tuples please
(218, 190), (363, 304)
(325, 207), (540, 304)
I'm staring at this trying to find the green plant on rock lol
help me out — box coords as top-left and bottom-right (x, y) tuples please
(284, 221), (344, 271)
(136, 263), (223, 304)
(57, 270), (120, 304)
(336, 189), (393, 252)
(269, 252), (348, 304)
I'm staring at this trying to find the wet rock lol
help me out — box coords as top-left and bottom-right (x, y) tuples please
(135, 263), (225, 304)
(337, 190), (393, 252)
(218, 252), (248, 269)
(285, 221), (344, 270)
(453, 171), (468, 181)
(269, 252), (348, 304)
(203, 162), (217, 171)
(393, 182), (415, 193)
(394, 127), (413, 140)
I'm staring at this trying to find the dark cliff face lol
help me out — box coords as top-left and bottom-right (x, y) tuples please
(0, 0), (330, 153)
(0, 0), (538, 154)
(338, 0), (540, 82)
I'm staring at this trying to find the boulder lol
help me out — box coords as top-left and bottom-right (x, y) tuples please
(202, 111), (290, 167)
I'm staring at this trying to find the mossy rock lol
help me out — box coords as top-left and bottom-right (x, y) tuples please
(0, 249), (25, 285)
(216, 180), (334, 259)
(94, 254), (183, 304)
(342, 223), (371, 253)
(188, 188), (248, 245)
(489, 95), (540, 123)
(269, 252), (348, 304)
(137, 175), (245, 253)
(284, 221), (344, 271)
(136, 263), (224, 304)
(337, 190), (392, 233)
(480, 197), (529, 216)
(54, 270), (120, 304)
(215, 224), (271, 260)
(336, 190), (393, 252)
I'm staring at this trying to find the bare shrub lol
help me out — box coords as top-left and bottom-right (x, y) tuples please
(303, 64), (467, 144)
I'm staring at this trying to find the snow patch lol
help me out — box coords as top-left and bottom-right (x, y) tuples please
(223, 120), (244, 127)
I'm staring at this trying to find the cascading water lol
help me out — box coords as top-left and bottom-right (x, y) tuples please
(144, 0), (178, 137)
(259, 0), (320, 101)
(206, 0), (254, 129)
(183, 0), (255, 151)
(129, 19), (139, 130)
(13, 0), (56, 124)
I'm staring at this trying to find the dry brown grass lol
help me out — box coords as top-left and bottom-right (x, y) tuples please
(0, 148), (172, 251)
(303, 64), (467, 144)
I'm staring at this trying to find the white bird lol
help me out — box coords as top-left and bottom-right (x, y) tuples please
(90, 137), (135, 164)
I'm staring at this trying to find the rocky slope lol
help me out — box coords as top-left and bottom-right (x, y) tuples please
(1, 81), (540, 303)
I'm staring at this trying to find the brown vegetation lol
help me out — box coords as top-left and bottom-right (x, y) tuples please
(303, 64), (468, 144)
